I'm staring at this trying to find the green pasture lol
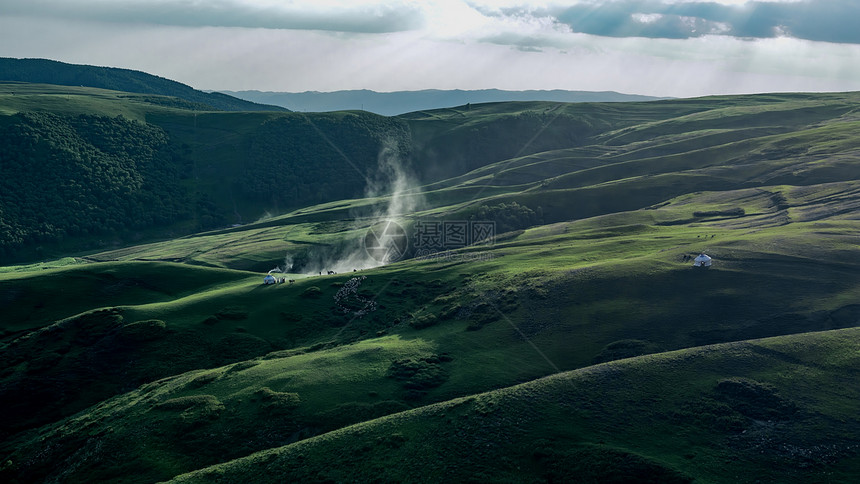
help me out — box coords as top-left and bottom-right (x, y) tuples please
(1, 87), (859, 483)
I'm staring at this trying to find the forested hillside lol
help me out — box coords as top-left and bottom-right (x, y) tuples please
(0, 83), (419, 263)
(0, 58), (286, 112)
(238, 112), (411, 208)
(0, 82), (646, 264)
(0, 112), (190, 259)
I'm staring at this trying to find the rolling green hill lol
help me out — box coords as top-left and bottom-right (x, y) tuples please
(2, 183), (859, 482)
(0, 82), (411, 263)
(167, 328), (860, 483)
(1, 83), (859, 482)
(2, 82), (858, 265)
(0, 58), (287, 112)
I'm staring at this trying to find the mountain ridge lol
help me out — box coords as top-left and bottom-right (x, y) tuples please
(221, 88), (667, 115)
(0, 57), (287, 112)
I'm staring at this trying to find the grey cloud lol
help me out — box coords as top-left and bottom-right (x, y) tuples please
(555, 3), (724, 40)
(550, 0), (860, 44)
(739, 0), (860, 44)
(480, 32), (571, 51)
(0, 0), (425, 33)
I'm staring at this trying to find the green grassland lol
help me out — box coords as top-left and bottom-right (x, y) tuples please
(1, 85), (859, 482)
(166, 327), (860, 484)
(2, 186), (858, 482)
(4, 83), (857, 265)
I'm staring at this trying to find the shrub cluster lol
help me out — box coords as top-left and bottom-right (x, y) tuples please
(386, 354), (452, 398)
(201, 307), (248, 325)
(300, 286), (323, 299)
(714, 377), (797, 420)
(409, 313), (439, 329)
(255, 387), (301, 415)
(156, 394), (224, 411)
(155, 394), (225, 427)
(592, 339), (661, 364)
(470, 202), (542, 234)
(693, 208), (745, 217)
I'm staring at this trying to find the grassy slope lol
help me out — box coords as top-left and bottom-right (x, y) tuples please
(175, 92), (860, 234)
(1, 84), (857, 264)
(170, 327), (860, 484)
(2, 186), (859, 482)
(0, 261), (252, 336)
(1, 92), (859, 482)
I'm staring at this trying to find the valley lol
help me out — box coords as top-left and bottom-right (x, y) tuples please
(0, 78), (859, 483)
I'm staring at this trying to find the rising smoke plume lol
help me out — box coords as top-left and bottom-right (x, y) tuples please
(268, 254), (294, 275)
(297, 137), (424, 275)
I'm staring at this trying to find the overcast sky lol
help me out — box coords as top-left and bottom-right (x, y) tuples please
(1, 0), (859, 97)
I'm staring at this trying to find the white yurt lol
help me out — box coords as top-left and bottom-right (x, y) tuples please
(693, 253), (712, 268)
(263, 274), (277, 285)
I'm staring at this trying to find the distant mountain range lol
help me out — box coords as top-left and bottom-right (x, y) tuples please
(0, 58), (287, 112)
(220, 89), (666, 115)
(0, 58), (663, 115)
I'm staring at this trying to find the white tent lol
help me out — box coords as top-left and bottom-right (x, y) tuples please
(693, 253), (712, 267)
(263, 274), (277, 285)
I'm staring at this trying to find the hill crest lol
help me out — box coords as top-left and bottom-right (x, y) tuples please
(0, 57), (287, 112)
(221, 88), (666, 115)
